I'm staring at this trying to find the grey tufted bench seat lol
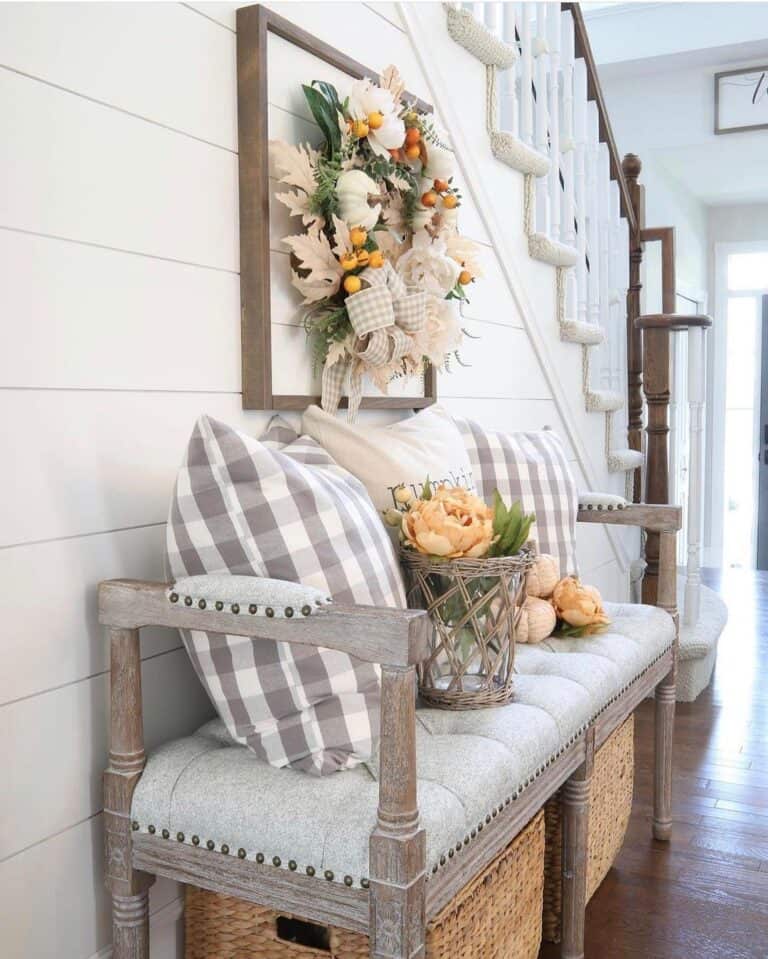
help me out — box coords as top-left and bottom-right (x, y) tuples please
(100, 502), (681, 959)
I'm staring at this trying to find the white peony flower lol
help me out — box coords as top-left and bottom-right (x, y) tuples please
(396, 232), (461, 297)
(347, 79), (406, 158)
(336, 169), (382, 231)
(420, 296), (463, 366)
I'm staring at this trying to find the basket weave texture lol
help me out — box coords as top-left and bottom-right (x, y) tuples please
(542, 714), (634, 943)
(401, 549), (535, 709)
(185, 810), (545, 959)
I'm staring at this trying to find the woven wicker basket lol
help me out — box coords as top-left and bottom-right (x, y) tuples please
(401, 549), (535, 709)
(185, 810), (545, 959)
(542, 714), (634, 943)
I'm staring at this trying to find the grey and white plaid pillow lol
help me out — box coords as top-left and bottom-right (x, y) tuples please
(453, 418), (579, 576)
(166, 414), (406, 776)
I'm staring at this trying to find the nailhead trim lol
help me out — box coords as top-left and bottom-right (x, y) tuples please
(167, 591), (328, 618)
(426, 639), (675, 877)
(130, 640), (673, 890)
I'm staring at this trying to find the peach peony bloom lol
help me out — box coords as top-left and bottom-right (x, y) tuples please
(551, 577), (611, 628)
(402, 485), (494, 559)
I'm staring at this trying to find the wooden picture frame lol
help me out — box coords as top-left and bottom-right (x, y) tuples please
(236, 4), (437, 411)
(714, 65), (768, 135)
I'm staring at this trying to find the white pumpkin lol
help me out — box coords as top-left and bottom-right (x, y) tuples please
(336, 169), (381, 231)
(515, 596), (556, 644)
(525, 554), (560, 599)
(423, 144), (455, 183)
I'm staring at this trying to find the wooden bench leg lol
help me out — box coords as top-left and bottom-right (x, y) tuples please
(561, 730), (594, 959)
(369, 666), (426, 959)
(112, 891), (150, 959)
(104, 626), (154, 959)
(654, 528), (677, 842)
(653, 667), (676, 841)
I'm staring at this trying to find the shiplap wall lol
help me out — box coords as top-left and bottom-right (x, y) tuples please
(0, 3), (622, 957)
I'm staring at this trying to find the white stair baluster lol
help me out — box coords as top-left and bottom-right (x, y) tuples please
(471, 2), (486, 22)
(608, 180), (623, 393)
(501, 3), (519, 137)
(560, 11), (578, 319)
(484, 2), (500, 34)
(519, 3), (534, 148)
(586, 101), (601, 329)
(598, 143), (612, 389)
(534, 3), (550, 235)
(685, 326), (706, 626)
(547, 3), (562, 243)
(573, 58), (588, 327)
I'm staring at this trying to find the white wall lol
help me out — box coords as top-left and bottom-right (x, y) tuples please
(0, 4), (623, 957)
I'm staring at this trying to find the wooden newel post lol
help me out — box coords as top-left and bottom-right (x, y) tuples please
(370, 666), (426, 959)
(103, 627), (153, 959)
(622, 154), (645, 504)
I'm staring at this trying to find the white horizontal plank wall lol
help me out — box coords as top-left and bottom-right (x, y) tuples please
(0, 2), (626, 957)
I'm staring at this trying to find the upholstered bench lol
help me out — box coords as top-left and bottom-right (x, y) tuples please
(100, 503), (680, 959)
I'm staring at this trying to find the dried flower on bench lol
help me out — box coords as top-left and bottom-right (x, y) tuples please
(551, 576), (611, 637)
(269, 65), (483, 419)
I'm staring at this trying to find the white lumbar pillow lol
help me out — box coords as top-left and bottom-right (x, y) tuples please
(301, 404), (477, 514)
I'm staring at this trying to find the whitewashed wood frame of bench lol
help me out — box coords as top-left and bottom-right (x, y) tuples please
(99, 503), (680, 959)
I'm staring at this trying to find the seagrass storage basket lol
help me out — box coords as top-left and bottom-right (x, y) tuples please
(401, 549), (535, 709)
(185, 809), (545, 959)
(542, 714), (634, 942)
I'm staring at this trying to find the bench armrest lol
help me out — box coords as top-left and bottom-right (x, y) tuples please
(99, 578), (430, 667)
(577, 502), (682, 532)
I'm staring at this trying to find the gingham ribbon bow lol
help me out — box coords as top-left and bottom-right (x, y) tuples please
(322, 262), (429, 421)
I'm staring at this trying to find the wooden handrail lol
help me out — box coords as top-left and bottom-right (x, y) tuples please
(636, 314), (713, 331)
(563, 2), (637, 235)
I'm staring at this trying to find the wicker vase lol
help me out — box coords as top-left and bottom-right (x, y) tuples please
(401, 548), (535, 709)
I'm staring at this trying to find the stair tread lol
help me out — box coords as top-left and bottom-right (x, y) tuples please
(607, 449), (644, 473)
(560, 321), (605, 345)
(528, 233), (578, 267)
(585, 389), (625, 413)
(490, 131), (550, 177)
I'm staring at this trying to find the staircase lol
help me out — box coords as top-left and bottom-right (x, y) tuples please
(442, 2), (643, 493)
(401, 1), (728, 700)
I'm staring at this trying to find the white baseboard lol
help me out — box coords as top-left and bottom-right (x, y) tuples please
(88, 897), (185, 959)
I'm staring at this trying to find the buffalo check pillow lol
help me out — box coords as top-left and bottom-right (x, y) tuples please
(166, 414), (406, 776)
(453, 418), (579, 576)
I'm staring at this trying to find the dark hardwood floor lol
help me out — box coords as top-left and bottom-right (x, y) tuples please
(540, 568), (768, 959)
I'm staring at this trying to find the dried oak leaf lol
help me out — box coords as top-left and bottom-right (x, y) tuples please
(282, 228), (343, 304)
